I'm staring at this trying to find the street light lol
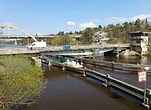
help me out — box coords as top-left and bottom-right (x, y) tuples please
(143, 67), (150, 105)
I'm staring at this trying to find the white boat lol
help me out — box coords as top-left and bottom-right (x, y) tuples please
(65, 59), (83, 68)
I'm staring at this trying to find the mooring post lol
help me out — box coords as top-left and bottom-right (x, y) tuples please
(105, 74), (111, 87)
(48, 61), (52, 67)
(111, 62), (114, 71)
(82, 67), (87, 77)
(92, 49), (96, 60)
(62, 66), (66, 71)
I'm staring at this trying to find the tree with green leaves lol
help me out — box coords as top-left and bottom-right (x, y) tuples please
(57, 31), (64, 35)
(0, 55), (44, 110)
(135, 19), (141, 30)
(51, 36), (78, 45)
(98, 25), (102, 29)
(81, 28), (94, 44)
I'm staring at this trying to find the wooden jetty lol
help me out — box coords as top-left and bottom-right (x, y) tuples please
(77, 57), (151, 73)
(38, 55), (151, 108)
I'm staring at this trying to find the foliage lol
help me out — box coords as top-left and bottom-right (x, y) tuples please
(107, 37), (130, 44)
(0, 55), (32, 75)
(148, 34), (151, 42)
(51, 36), (78, 45)
(57, 31), (64, 35)
(0, 55), (44, 109)
(98, 25), (102, 29)
(104, 19), (151, 39)
(81, 28), (95, 44)
(17, 39), (35, 45)
(145, 46), (151, 56)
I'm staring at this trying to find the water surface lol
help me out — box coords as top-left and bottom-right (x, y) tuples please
(33, 67), (145, 110)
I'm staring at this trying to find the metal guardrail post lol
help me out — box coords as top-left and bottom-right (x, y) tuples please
(105, 74), (111, 87)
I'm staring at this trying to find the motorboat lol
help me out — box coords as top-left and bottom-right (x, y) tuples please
(65, 58), (83, 68)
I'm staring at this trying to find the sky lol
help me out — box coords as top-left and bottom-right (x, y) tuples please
(0, 0), (151, 35)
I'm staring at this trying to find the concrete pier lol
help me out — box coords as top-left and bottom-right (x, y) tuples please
(31, 57), (42, 66)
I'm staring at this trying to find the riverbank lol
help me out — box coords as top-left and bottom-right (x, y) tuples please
(0, 55), (44, 110)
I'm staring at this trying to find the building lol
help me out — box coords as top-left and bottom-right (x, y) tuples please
(94, 31), (110, 44)
(129, 31), (150, 55)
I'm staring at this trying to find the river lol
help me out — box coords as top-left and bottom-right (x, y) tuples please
(0, 45), (149, 109)
(32, 56), (151, 110)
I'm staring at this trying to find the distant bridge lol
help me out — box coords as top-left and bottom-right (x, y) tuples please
(0, 25), (38, 41)
(0, 35), (81, 39)
(0, 25), (81, 40)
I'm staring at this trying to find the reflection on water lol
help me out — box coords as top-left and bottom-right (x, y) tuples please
(33, 66), (145, 110)
(0, 44), (26, 48)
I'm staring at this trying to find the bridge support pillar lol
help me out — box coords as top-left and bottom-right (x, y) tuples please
(15, 39), (17, 45)
(31, 57), (42, 66)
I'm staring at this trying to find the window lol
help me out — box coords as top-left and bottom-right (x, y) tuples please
(136, 40), (141, 43)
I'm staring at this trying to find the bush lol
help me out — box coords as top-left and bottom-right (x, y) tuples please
(0, 55), (44, 109)
(51, 36), (78, 45)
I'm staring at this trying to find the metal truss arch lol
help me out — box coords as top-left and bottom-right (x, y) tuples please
(0, 25), (37, 41)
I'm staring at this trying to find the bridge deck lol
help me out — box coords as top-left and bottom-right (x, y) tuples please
(0, 44), (130, 55)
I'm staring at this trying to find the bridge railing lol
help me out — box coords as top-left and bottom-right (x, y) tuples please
(44, 43), (130, 51)
(0, 43), (130, 55)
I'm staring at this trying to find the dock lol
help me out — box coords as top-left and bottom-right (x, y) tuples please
(37, 55), (151, 109)
(78, 57), (151, 73)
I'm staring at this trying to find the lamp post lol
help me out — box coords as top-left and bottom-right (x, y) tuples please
(138, 67), (150, 108)
(143, 67), (150, 105)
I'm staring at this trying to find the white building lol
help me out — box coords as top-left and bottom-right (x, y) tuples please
(129, 31), (150, 55)
(94, 31), (110, 44)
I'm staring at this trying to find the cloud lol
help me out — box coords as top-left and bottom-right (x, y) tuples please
(105, 14), (151, 23)
(67, 21), (76, 26)
(105, 17), (127, 22)
(80, 22), (97, 28)
(3, 22), (13, 26)
(130, 14), (151, 21)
